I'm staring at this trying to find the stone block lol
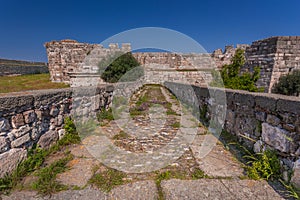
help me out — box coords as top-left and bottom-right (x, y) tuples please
(23, 110), (36, 124)
(291, 159), (300, 189)
(11, 124), (31, 138)
(262, 123), (291, 153)
(0, 148), (27, 178)
(266, 114), (281, 126)
(11, 133), (31, 148)
(0, 136), (9, 153)
(37, 130), (58, 149)
(0, 118), (10, 132)
(11, 113), (25, 129)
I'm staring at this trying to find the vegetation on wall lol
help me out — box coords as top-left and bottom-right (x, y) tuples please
(99, 52), (143, 83)
(210, 49), (261, 92)
(272, 70), (300, 96)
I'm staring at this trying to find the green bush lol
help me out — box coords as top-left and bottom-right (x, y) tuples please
(210, 49), (261, 92)
(272, 70), (300, 96)
(99, 52), (143, 83)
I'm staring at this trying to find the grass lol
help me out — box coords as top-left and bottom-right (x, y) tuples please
(97, 108), (114, 126)
(31, 154), (73, 195)
(0, 73), (69, 93)
(88, 168), (126, 192)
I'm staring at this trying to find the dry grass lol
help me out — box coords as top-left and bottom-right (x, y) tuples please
(0, 73), (69, 93)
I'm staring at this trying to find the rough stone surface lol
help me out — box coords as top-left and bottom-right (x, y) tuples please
(11, 113), (25, 129)
(191, 134), (244, 177)
(11, 133), (31, 148)
(291, 159), (300, 188)
(0, 148), (27, 177)
(0, 136), (9, 153)
(161, 179), (284, 200)
(109, 180), (158, 200)
(262, 123), (291, 153)
(37, 130), (58, 149)
(0, 118), (10, 132)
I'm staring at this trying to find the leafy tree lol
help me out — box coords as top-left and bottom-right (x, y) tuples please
(272, 70), (300, 96)
(210, 49), (261, 92)
(99, 52), (142, 83)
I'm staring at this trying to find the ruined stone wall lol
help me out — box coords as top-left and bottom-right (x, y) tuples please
(164, 82), (300, 187)
(45, 40), (131, 83)
(0, 86), (113, 178)
(243, 36), (300, 92)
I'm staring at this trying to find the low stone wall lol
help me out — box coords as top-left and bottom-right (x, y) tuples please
(164, 82), (300, 187)
(0, 65), (49, 76)
(0, 86), (113, 178)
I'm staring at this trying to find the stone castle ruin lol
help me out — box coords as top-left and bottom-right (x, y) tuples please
(45, 36), (300, 92)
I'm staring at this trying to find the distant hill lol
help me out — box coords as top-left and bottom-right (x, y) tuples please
(0, 59), (48, 76)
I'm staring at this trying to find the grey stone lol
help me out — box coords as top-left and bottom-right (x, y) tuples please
(291, 159), (300, 188)
(37, 130), (58, 149)
(255, 111), (266, 122)
(161, 179), (283, 200)
(0, 148), (27, 178)
(23, 110), (36, 124)
(11, 113), (25, 129)
(0, 118), (10, 132)
(262, 123), (291, 153)
(11, 124), (31, 138)
(58, 129), (66, 140)
(266, 114), (281, 126)
(11, 133), (31, 148)
(50, 106), (59, 117)
(109, 180), (158, 200)
(253, 140), (263, 153)
(0, 136), (9, 153)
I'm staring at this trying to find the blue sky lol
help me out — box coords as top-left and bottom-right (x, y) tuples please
(0, 0), (300, 62)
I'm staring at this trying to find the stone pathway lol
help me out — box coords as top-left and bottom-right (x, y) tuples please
(1, 85), (287, 200)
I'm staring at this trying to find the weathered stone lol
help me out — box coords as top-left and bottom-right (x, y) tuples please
(291, 159), (300, 189)
(0, 136), (9, 153)
(253, 140), (263, 153)
(0, 148), (27, 178)
(11, 133), (31, 148)
(266, 114), (281, 126)
(58, 129), (66, 140)
(11, 124), (31, 138)
(23, 110), (36, 124)
(37, 130), (58, 149)
(11, 113), (24, 129)
(50, 106), (59, 117)
(255, 111), (266, 122)
(0, 118), (10, 132)
(31, 123), (42, 141)
(283, 123), (296, 132)
(262, 123), (291, 153)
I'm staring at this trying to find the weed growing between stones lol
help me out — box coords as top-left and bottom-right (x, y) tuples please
(215, 130), (300, 199)
(97, 108), (114, 126)
(88, 168), (127, 192)
(245, 149), (281, 181)
(31, 154), (73, 195)
(0, 117), (80, 195)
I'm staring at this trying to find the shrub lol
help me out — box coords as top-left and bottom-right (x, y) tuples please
(99, 52), (143, 83)
(272, 70), (300, 96)
(210, 49), (261, 92)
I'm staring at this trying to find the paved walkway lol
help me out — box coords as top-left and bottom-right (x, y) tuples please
(1, 85), (286, 200)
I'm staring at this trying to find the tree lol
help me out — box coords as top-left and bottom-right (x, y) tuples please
(210, 49), (261, 92)
(99, 52), (142, 83)
(272, 70), (300, 96)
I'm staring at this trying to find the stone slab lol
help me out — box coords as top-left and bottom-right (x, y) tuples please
(190, 134), (244, 177)
(161, 179), (284, 200)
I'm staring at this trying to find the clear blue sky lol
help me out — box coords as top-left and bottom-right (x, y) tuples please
(0, 0), (300, 62)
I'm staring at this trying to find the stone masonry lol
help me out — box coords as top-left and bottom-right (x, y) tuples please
(165, 81), (300, 188)
(0, 86), (113, 178)
(45, 37), (300, 93)
(243, 36), (300, 92)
